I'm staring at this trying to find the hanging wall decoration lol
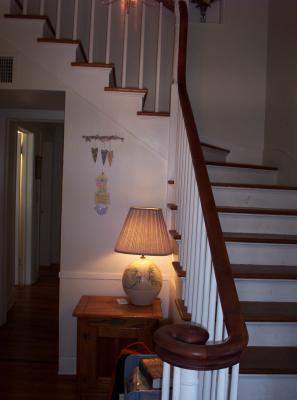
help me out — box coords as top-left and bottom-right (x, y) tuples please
(83, 134), (124, 216)
(101, 148), (108, 165)
(95, 173), (110, 215)
(108, 149), (113, 166)
(91, 147), (98, 163)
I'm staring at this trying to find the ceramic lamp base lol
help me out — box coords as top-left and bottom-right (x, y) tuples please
(122, 256), (162, 306)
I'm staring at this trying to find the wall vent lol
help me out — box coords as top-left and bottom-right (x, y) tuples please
(0, 56), (14, 83)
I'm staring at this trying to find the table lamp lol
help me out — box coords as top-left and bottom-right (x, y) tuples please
(115, 207), (172, 306)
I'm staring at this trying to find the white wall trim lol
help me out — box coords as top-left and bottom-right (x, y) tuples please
(58, 357), (76, 375)
(59, 270), (170, 281)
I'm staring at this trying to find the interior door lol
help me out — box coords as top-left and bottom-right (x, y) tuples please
(15, 128), (39, 285)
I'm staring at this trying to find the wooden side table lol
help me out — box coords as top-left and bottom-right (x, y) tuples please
(73, 295), (163, 400)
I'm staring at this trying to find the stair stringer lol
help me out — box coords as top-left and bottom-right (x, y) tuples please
(0, 17), (171, 159)
(0, 22), (173, 375)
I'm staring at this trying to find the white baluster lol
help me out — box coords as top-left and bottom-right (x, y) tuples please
(121, 9), (129, 88)
(202, 243), (211, 327)
(195, 221), (207, 323)
(184, 143), (193, 273)
(121, 7), (129, 86)
(229, 363), (240, 400)
(161, 362), (171, 400)
(207, 265), (217, 341)
(180, 369), (199, 400)
(56, 0), (62, 39)
(181, 276), (186, 301)
(179, 125), (187, 278)
(23, 0), (28, 15)
(175, 105), (182, 233)
(225, 367), (230, 400)
(155, 1), (163, 111)
(73, 0), (79, 40)
(105, 2), (112, 63)
(183, 142), (191, 306)
(40, 0), (45, 15)
(216, 369), (227, 400)
(191, 199), (202, 318)
(186, 172), (198, 314)
(199, 371), (205, 399)
(215, 297), (224, 341)
(88, 0), (96, 63)
(211, 370), (218, 400)
(172, 0), (179, 83)
(172, 367), (181, 400)
(138, 3), (146, 88)
(203, 370), (212, 400)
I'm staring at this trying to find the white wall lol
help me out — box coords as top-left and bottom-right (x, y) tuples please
(263, 0), (297, 185)
(187, 0), (269, 163)
(0, 19), (171, 374)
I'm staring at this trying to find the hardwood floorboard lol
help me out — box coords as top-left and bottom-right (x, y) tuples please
(0, 265), (79, 399)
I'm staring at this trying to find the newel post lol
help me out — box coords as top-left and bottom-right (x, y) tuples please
(154, 323), (209, 399)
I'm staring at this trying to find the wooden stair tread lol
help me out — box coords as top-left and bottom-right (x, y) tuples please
(5, 14), (48, 20)
(38, 37), (80, 44)
(200, 142), (230, 153)
(175, 299), (191, 321)
(206, 161), (277, 171)
(240, 347), (297, 374)
(169, 230), (181, 240)
(172, 262), (186, 277)
(71, 62), (114, 68)
(217, 206), (297, 216)
(224, 232), (297, 244)
(241, 301), (297, 322)
(137, 111), (170, 117)
(212, 182), (297, 191)
(104, 87), (147, 94)
(232, 264), (297, 280)
(167, 203), (178, 211)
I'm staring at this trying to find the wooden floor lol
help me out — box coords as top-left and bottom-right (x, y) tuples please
(0, 265), (79, 399)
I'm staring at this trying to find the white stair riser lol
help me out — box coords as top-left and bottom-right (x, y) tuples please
(220, 213), (297, 235)
(207, 165), (277, 185)
(247, 322), (297, 346)
(227, 242), (297, 265)
(0, 18), (46, 46)
(236, 279), (297, 302)
(238, 375), (297, 400)
(201, 147), (228, 162)
(213, 187), (297, 209)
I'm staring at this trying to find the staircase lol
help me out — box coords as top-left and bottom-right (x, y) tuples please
(1, 1), (297, 399)
(167, 151), (297, 399)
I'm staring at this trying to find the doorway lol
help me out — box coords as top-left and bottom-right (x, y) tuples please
(15, 127), (37, 286)
(6, 120), (64, 308)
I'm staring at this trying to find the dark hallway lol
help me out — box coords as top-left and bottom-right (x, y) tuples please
(0, 265), (78, 399)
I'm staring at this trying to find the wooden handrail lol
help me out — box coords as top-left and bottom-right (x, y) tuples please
(154, 0), (248, 370)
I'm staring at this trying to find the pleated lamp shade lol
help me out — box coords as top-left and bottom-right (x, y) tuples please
(115, 207), (172, 256)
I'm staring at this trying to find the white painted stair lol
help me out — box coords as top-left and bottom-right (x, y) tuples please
(168, 159), (297, 400)
(200, 152), (297, 400)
